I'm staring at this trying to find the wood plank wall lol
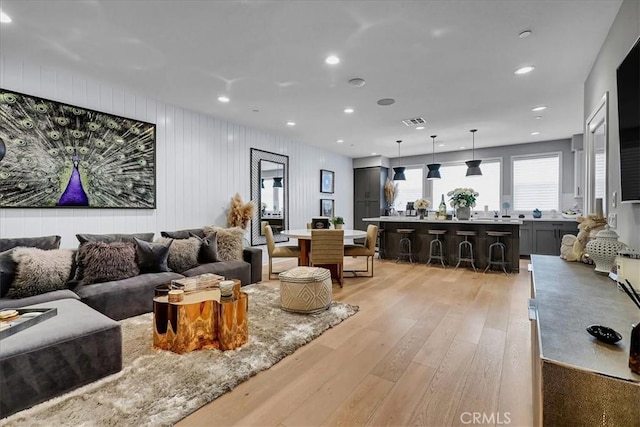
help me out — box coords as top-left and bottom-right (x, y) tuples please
(0, 56), (353, 247)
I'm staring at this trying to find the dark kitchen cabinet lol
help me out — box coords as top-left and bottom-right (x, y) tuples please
(530, 221), (578, 256)
(353, 167), (387, 232)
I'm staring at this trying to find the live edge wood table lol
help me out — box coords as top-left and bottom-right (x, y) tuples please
(153, 280), (248, 354)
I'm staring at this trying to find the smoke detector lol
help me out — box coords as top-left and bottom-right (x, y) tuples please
(402, 117), (426, 126)
(348, 78), (366, 87)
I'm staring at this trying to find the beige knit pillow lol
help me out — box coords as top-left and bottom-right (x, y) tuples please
(7, 248), (74, 298)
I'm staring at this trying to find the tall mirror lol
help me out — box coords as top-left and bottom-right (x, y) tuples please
(585, 92), (608, 217)
(250, 148), (289, 245)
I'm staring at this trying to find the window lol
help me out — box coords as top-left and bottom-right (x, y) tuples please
(395, 167), (424, 210)
(595, 151), (605, 201)
(512, 153), (560, 211)
(431, 160), (501, 211)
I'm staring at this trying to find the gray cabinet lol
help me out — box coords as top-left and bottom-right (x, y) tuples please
(520, 221), (533, 256)
(530, 221), (578, 256)
(353, 167), (387, 232)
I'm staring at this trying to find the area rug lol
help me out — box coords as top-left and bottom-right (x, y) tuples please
(3, 284), (358, 427)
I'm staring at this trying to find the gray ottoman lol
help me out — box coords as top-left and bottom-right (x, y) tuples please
(0, 299), (122, 418)
(279, 267), (332, 313)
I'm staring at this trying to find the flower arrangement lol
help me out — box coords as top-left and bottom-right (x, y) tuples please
(384, 178), (399, 208)
(331, 216), (344, 225)
(447, 188), (479, 209)
(414, 198), (430, 210)
(227, 193), (255, 229)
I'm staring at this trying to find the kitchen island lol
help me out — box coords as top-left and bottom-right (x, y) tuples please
(363, 216), (522, 272)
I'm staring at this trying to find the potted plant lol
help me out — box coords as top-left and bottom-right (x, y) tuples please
(414, 198), (431, 219)
(331, 216), (344, 229)
(447, 188), (478, 220)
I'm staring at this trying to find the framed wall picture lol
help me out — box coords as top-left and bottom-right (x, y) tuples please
(320, 198), (335, 218)
(320, 169), (335, 194)
(0, 88), (156, 208)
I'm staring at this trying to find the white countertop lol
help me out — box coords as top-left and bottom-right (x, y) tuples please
(362, 216), (523, 225)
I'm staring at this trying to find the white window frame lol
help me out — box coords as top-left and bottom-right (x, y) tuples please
(394, 165), (426, 211)
(511, 151), (563, 213)
(427, 157), (503, 213)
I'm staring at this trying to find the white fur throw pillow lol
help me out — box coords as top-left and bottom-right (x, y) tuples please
(157, 237), (201, 273)
(7, 248), (74, 298)
(203, 226), (244, 261)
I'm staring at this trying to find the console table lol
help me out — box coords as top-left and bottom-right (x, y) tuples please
(530, 255), (640, 426)
(153, 280), (248, 353)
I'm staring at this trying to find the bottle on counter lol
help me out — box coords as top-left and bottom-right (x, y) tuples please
(438, 194), (447, 218)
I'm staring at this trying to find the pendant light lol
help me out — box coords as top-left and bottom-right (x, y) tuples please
(392, 140), (406, 181)
(465, 129), (482, 176)
(273, 164), (283, 188)
(426, 135), (441, 180)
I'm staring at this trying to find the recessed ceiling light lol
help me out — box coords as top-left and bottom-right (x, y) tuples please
(531, 132), (540, 135)
(0, 10), (12, 23)
(325, 55), (340, 65)
(531, 106), (547, 112)
(514, 66), (535, 75)
(371, 152), (377, 155)
(438, 143), (445, 147)
(286, 121), (296, 126)
(344, 108), (354, 114)
(336, 139), (344, 143)
(519, 30), (532, 38)
(535, 116), (542, 120)
(416, 126), (425, 130)
(460, 146), (466, 149)
(217, 96), (230, 103)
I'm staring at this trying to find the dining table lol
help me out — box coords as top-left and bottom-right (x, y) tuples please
(280, 228), (368, 266)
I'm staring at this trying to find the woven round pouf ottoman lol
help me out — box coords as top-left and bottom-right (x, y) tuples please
(279, 266), (332, 314)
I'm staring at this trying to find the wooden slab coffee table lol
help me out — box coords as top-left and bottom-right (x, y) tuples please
(153, 279), (248, 354)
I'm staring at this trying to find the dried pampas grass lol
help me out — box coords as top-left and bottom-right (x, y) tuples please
(227, 193), (255, 229)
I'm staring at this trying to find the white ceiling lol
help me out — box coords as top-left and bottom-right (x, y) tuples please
(0, 0), (622, 159)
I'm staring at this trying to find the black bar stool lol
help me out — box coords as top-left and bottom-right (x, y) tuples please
(484, 231), (511, 274)
(396, 228), (416, 263)
(427, 229), (447, 268)
(455, 230), (477, 272)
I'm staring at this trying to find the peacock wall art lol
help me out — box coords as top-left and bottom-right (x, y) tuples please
(0, 89), (156, 209)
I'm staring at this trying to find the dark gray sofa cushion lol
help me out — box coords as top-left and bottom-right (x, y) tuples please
(182, 261), (251, 285)
(74, 271), (183, 320)
(0, 235), (61, 252)
(160, 228), (205, 239)
(0, 299), (122, 418)
(243, 247), (263, 284)
(0, 289), (79, 310)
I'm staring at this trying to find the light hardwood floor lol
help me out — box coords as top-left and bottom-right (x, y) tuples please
(178, 257), (533, 427)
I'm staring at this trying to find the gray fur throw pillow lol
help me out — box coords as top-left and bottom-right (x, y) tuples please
(203, 226), (244, 261)
(79, 241), (139, 286)
(6, 248), (74, 298)
(157, 237), (201, 273)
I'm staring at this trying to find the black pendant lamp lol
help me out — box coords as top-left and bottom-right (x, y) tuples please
(465, 129), (482, 176)
(426, 135), (441, 180)
(392, 140), (406, 181)
(273, 164), (283, 188)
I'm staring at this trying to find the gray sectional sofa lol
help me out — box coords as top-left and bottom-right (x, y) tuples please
(0, 228), (262, 419)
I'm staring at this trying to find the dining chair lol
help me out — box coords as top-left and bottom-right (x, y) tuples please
(310, 229), (345, 287)
(344, 224), (378, 277)
(265, 225), (301, 279)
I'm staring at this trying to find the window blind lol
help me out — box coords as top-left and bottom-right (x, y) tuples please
(395, 168), (424, 210)
(513, 155), (560, 211)
(431, 160), (501, 211)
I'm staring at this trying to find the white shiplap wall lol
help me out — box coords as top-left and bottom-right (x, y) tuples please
(0, 56), (353, 248)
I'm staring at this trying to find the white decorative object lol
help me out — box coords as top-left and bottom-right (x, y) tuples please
(219, 280), (235, 297)
(585, 226), (626, 274)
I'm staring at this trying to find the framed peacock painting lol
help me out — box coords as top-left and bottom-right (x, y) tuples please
(0, 89), (156, 208)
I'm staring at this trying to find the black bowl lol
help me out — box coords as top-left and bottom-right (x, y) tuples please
(586, 325), (622, 344)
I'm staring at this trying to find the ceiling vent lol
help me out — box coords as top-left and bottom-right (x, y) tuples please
(402, 117), (426, 126)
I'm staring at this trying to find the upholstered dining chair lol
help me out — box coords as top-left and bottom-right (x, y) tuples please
(265, 225), (301, 279)
(310, 229), (345, 287)
(344, 224), (379, 277)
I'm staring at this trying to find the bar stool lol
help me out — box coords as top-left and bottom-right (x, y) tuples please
(426, 230), (447, 268)
(377, 228), (386, 259)
(455, 231), (477, 272)
(484, 231), (512, 274)
(396, 228), (416, 263)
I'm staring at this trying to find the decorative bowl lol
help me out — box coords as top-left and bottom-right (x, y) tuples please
(586, 324), (622, 344)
